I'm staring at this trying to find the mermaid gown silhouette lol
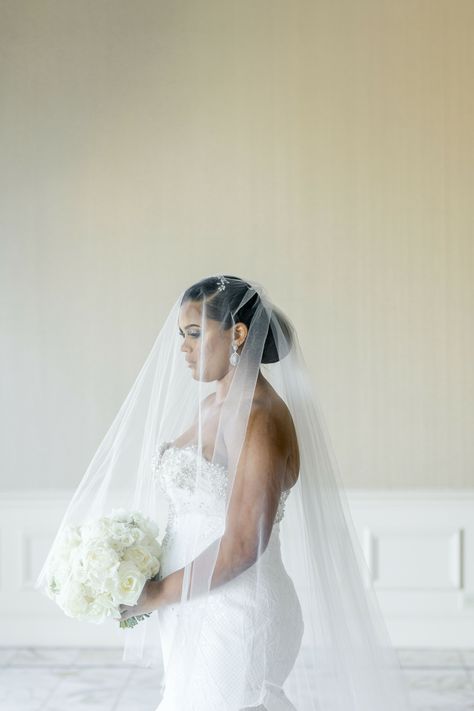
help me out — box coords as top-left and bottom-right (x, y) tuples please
(151, 440), (304, 711)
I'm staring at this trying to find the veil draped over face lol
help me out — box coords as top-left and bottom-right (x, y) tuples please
(34, 274), (415, 710)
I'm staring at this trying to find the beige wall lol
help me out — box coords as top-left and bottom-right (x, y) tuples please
(1, 0), (472, 491)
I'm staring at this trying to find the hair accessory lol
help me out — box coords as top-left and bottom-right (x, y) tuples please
(216, 275), (230, 292)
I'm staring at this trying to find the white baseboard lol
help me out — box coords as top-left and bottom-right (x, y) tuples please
(1, 489), (473, 648)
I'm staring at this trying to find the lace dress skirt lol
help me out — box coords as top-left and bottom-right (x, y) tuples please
(155, 523), (303, 711)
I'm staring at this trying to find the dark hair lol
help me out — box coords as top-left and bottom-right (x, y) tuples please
(180, 275), (293, 363)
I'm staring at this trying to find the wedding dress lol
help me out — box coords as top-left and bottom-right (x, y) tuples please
(35, 274), (416, 710)
(152, 440), (304, 711)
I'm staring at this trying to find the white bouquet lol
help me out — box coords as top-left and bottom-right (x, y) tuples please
(45, 508), (162, 629)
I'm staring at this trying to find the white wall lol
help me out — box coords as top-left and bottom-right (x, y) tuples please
(2, 490), (474, 648)
(1, 1), (473, 495)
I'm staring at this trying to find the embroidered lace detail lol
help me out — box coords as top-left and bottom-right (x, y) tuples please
(151, 441), (290, 554)
(153, 442), (228, 498)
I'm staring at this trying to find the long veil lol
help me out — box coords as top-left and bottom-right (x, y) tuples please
(34, 274), (415, 710)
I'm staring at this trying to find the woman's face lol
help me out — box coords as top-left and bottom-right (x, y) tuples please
(178, 301), (235, 382)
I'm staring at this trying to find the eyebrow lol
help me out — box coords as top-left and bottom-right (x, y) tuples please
(178, 323), (201, 332)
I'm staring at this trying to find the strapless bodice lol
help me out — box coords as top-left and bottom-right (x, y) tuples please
(151, 440), (290, 559)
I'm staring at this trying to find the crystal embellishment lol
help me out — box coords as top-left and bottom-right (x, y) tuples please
(151, 440), (290, 535)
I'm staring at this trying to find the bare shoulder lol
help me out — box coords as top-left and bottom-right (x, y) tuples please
(248, 385), (300, 489)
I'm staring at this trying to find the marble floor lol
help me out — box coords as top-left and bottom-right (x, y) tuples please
(0, 647), (474, 710)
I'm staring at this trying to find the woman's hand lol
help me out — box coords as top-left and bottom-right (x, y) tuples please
(115, 579), (160, 623)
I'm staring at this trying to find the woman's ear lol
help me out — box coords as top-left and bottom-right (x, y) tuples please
(233, 323), (248, 348)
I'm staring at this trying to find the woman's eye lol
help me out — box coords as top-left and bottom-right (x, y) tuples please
(179, 331), (200, 338)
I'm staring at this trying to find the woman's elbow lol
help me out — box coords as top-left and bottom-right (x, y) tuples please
(222, 532), (270, 573)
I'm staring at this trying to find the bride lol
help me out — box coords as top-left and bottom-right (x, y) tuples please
(120, 290), (305, 709)
(36, 274), (415, 710)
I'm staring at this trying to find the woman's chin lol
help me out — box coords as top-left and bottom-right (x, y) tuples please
(190, 369), (212, 383)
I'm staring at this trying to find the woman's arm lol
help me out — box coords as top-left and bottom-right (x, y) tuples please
(150, 530), (259, 609)
(117, 529), (254, 622)
(118, 406), (286, 621)
(152, 406), (286, 608)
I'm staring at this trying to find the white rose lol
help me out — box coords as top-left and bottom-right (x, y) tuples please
(86, 592), (117, 624)
(143, 536), (162, 557)
(122, 544), (158, 575)
(108, 521), (137, 549)
(59, 580), (90, 619)
(69, 544), (90, 584)
(82, 544), (120, 588)
(117, 561), (146, 605)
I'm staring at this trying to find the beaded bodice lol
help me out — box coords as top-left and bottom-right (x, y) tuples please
(151, 440), (290, 555)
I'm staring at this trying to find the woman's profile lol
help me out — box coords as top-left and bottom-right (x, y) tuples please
(35, 274), (415, 711)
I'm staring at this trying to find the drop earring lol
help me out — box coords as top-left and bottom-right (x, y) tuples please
(229, 341), (240, 366)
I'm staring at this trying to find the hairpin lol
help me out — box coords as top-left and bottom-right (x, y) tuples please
(216, 275), (230, 292)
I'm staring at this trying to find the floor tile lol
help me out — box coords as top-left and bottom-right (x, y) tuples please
(40, 667), (128, 710)
(73, 647), (133, 667)
(404, 668), (474, 709)
(0, 667), (63, 710)
(398, 648), (465, 669)
(1, 647), (474, 710)
(0, 648), (16, 666)
(462, 650), (474, 669)
(8, 647), (79, 667)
